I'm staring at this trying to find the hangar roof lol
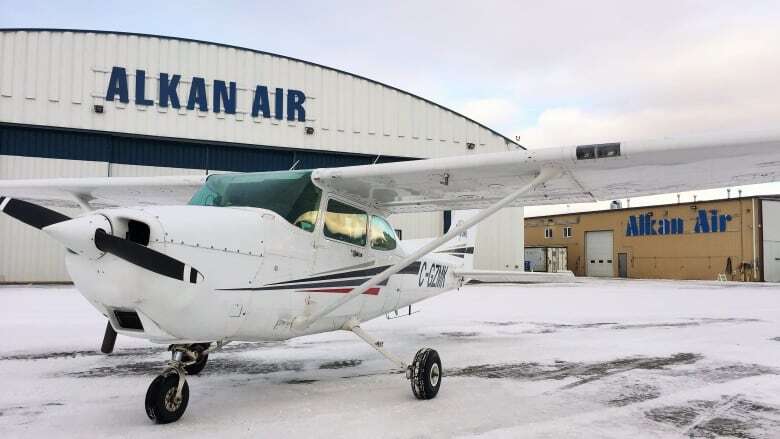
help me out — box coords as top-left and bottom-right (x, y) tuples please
(0, 28), (524, 151)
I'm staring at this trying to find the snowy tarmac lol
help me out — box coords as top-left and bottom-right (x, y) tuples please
(1, 279), (779, 438)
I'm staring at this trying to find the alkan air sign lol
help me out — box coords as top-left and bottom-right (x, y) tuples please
(104, 66), (307, 122)
(626, 209), (733, 237)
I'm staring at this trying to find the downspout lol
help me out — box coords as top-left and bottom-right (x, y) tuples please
(752, 198), (758, 281)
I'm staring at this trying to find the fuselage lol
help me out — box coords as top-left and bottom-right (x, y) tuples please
(67, 203), (463, 344)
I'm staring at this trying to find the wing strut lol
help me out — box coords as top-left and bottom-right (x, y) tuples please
(293, 167), (561, 330)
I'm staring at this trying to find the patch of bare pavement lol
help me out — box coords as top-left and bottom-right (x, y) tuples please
(646, 396), (780, 438)
(0, 341), (285, 362)
(479, 318), (761, 333)
(448, 353), (703, 387)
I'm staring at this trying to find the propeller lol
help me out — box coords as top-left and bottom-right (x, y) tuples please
(101, 320), (118, 354)
(0, 196), (70, 229)
(2, 197), (204, 353)
(94, 228), (203, 284)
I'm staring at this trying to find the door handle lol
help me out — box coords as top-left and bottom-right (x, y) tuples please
(351, 249), (363, 258)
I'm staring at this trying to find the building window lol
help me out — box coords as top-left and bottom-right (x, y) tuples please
(563, 227), (573, 238)
(544, 227), (553, 239)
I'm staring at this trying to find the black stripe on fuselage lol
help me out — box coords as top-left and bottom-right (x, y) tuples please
(265, 264), (392, 286)
(436, 246), (474, 255)
(219, 277), (385, 292)
(218, 261), (425, 292)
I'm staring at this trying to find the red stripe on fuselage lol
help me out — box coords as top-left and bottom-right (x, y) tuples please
(300, 287), (381, 295)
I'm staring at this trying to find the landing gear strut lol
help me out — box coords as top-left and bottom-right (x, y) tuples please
(346, 320), (442, 400)
(144, 343), (214, 424)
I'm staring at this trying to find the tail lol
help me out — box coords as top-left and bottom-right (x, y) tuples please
(398, 210), (478, 269)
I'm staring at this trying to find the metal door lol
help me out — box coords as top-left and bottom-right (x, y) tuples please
(618, 253), (628, 278)
(586, 231), (614, 277)
(763, 200), (780, 282)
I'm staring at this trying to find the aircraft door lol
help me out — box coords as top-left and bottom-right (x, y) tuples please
(313, 199), (370, 274)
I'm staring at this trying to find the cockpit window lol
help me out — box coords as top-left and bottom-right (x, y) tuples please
(189, 170), (321, 232)
(370, 216), (397, 251)
(323, 199), (367, 246)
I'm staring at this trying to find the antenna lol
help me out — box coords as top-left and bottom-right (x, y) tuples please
(289, 160), (300, 170)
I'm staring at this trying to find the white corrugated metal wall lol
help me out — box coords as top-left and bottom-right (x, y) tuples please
(0, 29), (524, 282)
(0, 30), (515, 158)
(0, 156), (107, 281)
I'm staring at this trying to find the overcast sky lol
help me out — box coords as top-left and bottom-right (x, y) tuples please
(1, 1), (779, 215)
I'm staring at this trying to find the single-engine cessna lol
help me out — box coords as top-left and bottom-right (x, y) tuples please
(1, 130), (779, 423)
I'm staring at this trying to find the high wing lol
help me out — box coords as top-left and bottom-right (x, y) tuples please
(311, 130), (780, 214)
(0, 175), (206, 209)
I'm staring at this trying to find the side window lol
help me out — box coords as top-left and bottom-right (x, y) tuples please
(370, 216), (398, 251)
(323, 199), (368, 246)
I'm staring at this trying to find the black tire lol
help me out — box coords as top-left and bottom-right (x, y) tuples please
(184, 344), (210, 375)
(145, 373), (189, 424)
(410, 348), (442, 400)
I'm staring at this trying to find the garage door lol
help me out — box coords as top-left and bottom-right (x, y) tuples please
(763, 200), (780, 282)
(586, 231), (614, 277)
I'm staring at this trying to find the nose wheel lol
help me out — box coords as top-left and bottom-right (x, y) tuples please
(145, 370), (189, 424)
(144, 343), (215, 424)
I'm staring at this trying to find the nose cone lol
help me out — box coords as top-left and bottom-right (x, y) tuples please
(43, 214), (112, 260)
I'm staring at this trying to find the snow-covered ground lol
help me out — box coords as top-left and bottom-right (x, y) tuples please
(1, 279), (779, 438)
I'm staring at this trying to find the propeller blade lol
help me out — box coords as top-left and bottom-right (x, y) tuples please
(101, 320), (117, 354)
(94, 229), (203, 284)
(0, 197), (70, 229)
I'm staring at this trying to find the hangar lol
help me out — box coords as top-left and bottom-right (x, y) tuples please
(0, 29), (525, 282)
(525, 196), (780, 282)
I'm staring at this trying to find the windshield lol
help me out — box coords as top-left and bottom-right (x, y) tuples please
(189, 170), (322, 232)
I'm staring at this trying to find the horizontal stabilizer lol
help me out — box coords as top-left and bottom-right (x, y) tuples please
(455, 270), (578, 284)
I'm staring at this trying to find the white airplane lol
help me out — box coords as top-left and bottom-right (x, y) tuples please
(1, 130), (779, 423)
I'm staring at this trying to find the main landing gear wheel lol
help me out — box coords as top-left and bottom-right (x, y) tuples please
(145, 372), (189, 424)
(409, 348), (442, 400)
(346, 324), (444, 401)
(183, 343), (210, 375)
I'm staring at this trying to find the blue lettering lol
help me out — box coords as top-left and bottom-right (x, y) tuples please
(672, 218), (684, 234)
(106, 66), (309, 123)
(187, 77), (208, 111)
(213, 80), (236, 114)
(694, 209), (710, 233)
(657, 218), (670, 235)
(626, 215), (639, 237)
(711, 209), (718, 233)
(134, 70), (153, 106)
(287, 89), (306, 121)
(158, 73), (181, 109)
(720, 214), (732, 232)
(105, 66), (129, 103)
(251, 86), (270, 118)
(274, 87), (284, 120)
